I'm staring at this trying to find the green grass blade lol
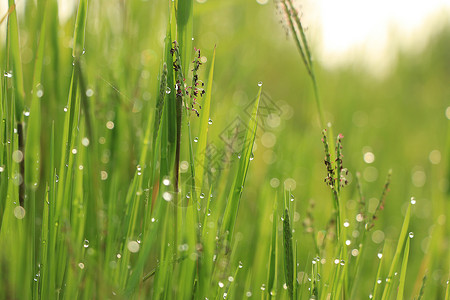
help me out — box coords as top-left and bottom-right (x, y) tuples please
(267, 200), (277, 299)
(6, 1), (25, 120)
(282, 191), (294, 300)
(381, 200), (412, 299)
(220, 85), (261, 242)
(194, 46), (215, 188)
(396, 236), (411, 300)
(72, 0), (88, 58)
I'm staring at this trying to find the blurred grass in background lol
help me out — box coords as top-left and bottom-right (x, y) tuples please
(0, 0), (448, 299)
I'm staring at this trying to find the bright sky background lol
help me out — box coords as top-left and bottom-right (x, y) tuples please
(299, 0), (450, 75)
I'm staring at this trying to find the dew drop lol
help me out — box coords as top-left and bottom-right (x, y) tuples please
(162, 192), (173, 201)
(409, 232), (414, 238)
(14, 206), (26, 219)
(194, 137), (199, 143)
(127, 241), (140, 253)
(63, 107), (68, 112)
(208, 118), (213, 124)
(36, 89), (44, 98)
(218, 281), (224, 288)
(82, 137), (90, 147)
(165, 87), (171, 94)
(377, 253), (383, 259)
(410, 197), (416, 205)
(257, 81), (263, 87)
(83, 239), (90, 248)
(260, 284), (266, 291)
(78, 262), (85, 269)
(162, 178), (170, 186)
(23, 110), (30, 117)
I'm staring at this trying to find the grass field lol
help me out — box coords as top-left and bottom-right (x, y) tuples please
(0, 0), (449, 299)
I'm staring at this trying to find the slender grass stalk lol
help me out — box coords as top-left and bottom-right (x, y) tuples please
(396, 236), (411, 300)
(267, 200), (278, 299)
(282, 191), (294, 300)
(381, 200), (413, 299)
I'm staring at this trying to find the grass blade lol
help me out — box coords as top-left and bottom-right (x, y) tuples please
(396, 236), (411, 300)
(381, 200), (413, 299)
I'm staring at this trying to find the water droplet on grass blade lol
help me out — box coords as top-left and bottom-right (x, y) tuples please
(208, 119), (213, 124)
(78, 263), (85, 269)
(63, 107), (68, 112)
(377, 253), (383, 259)
(410, 197), (416, 205)
(218, 281), (224, 288)
(257, 81), (263, 87)
(83, 239), (90, 248)
(409, 232), (414, 238)
(127, 241), (140, 253)
(165, 87), (171, 94)
(162, 192), (173, 201)
(194, 137), (198, 142)
(14, 206), (26, 219)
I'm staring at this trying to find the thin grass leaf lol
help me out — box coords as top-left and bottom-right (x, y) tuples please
(6, 0), (25, 120)
(267, 203), (277, 299)
(220, 85), (261, 242)
(282, 192), (294, 300)
(381, 200), (413, 300)
(195, 47), (215, 188)
(396, 236), (411, 300)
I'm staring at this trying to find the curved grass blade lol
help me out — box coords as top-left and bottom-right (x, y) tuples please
(195, 46), (215, 188)
(396, 236), (411, 300)
(381, 200), (412, 299)
(220, 85), (261, 243)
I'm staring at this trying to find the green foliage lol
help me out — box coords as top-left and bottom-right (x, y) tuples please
(0, 0), (448, 299)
